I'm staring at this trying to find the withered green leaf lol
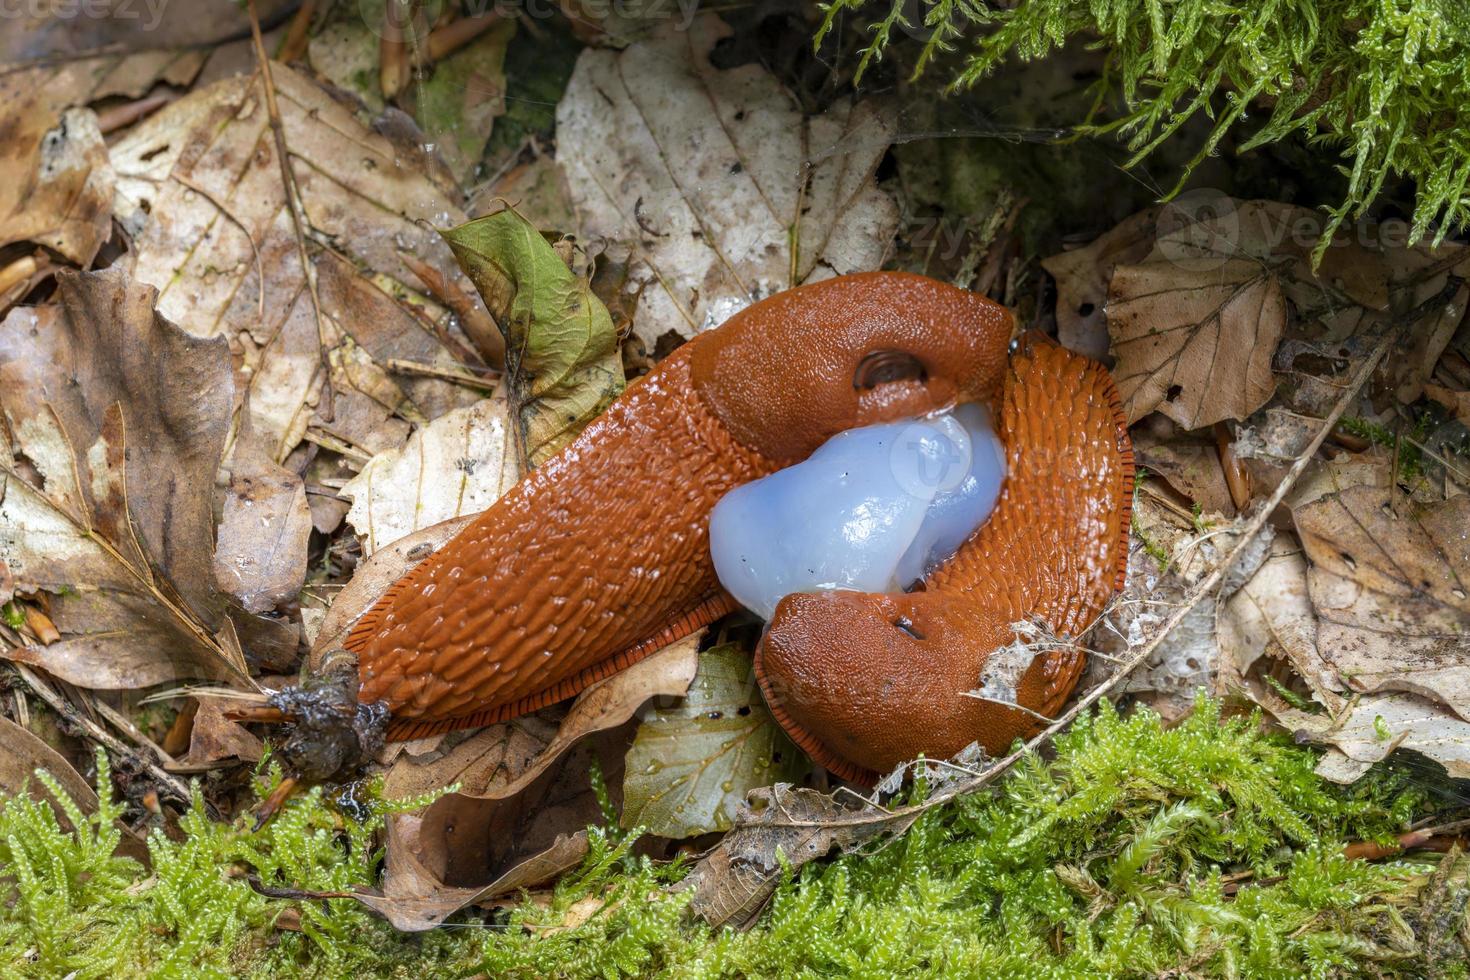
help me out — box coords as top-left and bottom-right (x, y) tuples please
(442, 207), (625, 467)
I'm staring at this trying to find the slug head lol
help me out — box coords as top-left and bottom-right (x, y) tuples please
(689, 272), (1014, 465)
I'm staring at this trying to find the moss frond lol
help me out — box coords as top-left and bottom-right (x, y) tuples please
(819, 0), (1470, 258)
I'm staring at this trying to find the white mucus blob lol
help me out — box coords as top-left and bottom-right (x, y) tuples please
(709, 404), (1005, 620)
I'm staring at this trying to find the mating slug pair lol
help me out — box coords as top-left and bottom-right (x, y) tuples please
(325, 272), (1134, 783)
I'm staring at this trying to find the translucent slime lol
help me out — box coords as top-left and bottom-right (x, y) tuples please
(709, 404), (1005, 620)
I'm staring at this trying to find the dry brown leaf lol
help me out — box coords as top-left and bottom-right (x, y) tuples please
(0, 268), (252, 690)
(1108, 256), (1287, 429)
(1293, 486), (1470, 716)
(360, 730), (632, 930)
(680, 783), (919, 928)
(1132, 428), (1237, 516)
(341, 393), (520, 558)
(0, 102), (114, 266)
(0, 714), (98, 824)
(556, 14), (897, 352)
(1042, 206), (1161, 360)
(383, 634), (701, 802)
(108, 63), (485, 466)
(176, 695), (265, 770)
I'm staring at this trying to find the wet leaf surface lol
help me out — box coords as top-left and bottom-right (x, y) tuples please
(621, 645), (804, 839)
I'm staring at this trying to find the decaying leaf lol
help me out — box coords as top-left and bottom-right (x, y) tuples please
(0, 268), (251, 690)
(621, 645), (804, 840)
(1132, 427), (1237, 516)
(680, 783), (920, 928)
(1293, 487), (1470, 717)
(108, 62), (484, 466)
(443, 207), (625, 467)
(1272, 692), (1470, 782)
(214, 451), (311, 615)
(0, 715), (98, 824)
(360, 730), (632, 931)
(0, 103), (114, 266)
(176, 694), (264, 769)
(383, 634), (701, 801)
(1042, 205), (1161, 360)
(340, 392), (521, 557)
(556, 13), (898, 351)
(1108, 257), (1287, 429)
(1217, 535), (1343, 711)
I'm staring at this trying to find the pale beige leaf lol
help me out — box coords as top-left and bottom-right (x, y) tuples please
(108, 63), (485, 465)
(340, 393), (520, 557)
(1271, 693), (1470, 781)
(556, 13), (898, 351)
(214, 457), (311, 615)
(1217, 535), (1343, 711)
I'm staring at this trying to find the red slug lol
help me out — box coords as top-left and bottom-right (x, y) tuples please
(341, 271), (1133, 781)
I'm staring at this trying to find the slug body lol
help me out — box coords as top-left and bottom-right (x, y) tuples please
(347, 273), (1014, 740)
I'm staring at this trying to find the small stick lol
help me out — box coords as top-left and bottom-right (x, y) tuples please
(276, 0), (318, 63)
(1214, 421), (1251, 511)
(380, 0), (412, 99)
(96, 92), (173, 134)
(9, 663), (210, 816)
(425, 11), (502, 63)
(385, 357), (498, 390)
(247, 0), (336, 423)
(0, 253), (44, 301)
(399, 250), (505, 368)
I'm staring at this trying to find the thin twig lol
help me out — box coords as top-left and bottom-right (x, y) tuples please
(246, 0), (336, 423)
(752, 327), (1399, 831)
(384, 357), (499, 390)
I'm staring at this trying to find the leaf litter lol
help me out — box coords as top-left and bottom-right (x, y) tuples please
(1, 3), (1469, 955)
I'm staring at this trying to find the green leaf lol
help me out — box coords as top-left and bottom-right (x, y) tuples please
(442, 207), (625, 468)
(621, 645), (806, 839)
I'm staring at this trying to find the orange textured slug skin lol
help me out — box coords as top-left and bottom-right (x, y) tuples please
(347, 272), (1016, 741)
(757, 340), (1135, 783)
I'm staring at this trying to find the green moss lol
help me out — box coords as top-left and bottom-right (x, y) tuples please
(2, 699), (1461, 977)
(818, 0), (1470, 260)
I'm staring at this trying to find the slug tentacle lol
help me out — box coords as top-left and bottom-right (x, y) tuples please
(755, 340), (1135, 783)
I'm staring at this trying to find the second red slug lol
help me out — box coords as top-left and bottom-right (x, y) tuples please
(341, 271), (1134, 780)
